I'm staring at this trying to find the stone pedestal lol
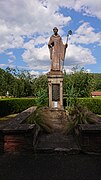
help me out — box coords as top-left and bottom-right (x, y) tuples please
(47, 71), (64, 110)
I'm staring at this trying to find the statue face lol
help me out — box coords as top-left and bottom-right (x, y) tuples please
(53, 27), (58, 34)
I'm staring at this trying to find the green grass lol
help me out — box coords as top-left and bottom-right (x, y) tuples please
(0, 114), (17, 121)
(97, 114), (101, 117)
(92, 96), (101, 98)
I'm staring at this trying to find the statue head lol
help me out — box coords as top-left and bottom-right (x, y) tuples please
(53, 27), (58, 34)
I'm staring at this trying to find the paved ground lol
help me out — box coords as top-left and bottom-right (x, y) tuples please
(0, 152), (101, 180)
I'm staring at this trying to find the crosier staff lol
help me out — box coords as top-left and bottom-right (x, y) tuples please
(63, 30), (72, 71)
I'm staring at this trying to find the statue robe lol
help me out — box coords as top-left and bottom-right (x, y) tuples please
(48, 34), (66, 71)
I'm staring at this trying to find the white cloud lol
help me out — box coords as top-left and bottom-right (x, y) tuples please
(86, 69), (91, 73)
(77, 0), (101, 19)
(65, 44), (96, 67)
(21, 37), (96, 72)
(30, 70), (41, 76)
(0, 64), (6, 68)
(6, 51), (16, 60)
(8, 59), (14, 64)
(30, 69), (48, 77)
(22, 42), (50, 71)
(6, 52), (13, 56)
(0, 0), (100, 73)
(0, 0), (71, 53)
(45, 0), (101, 19)
(22, 36), (50, 71)
(71, 22), (101, 45)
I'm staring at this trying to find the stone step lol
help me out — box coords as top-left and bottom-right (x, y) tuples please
(37, 108), (69, 132)
(35, 132), (80, 154)
(47, 119), (67, 124)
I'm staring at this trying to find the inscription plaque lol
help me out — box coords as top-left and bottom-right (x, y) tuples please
(52, 84), (60, 101)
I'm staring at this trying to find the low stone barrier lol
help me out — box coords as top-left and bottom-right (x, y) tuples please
(0, 106), (40, 154)
(78, 124), (101, 154)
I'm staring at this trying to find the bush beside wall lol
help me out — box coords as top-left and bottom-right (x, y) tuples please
(0, 98), (37, 117)
(1, 97), (101, 117)
(77, 98), (101, 115)
(64, 98), (101, 115)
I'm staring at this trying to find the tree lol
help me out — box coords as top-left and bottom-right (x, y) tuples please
(0, 67), (97, 99)
(64, 68), (95, 98)
(0, 68), (7, 96)
(93, 73), (101, 91)
(5, 68), (33, 97)
(32, 75), (48, 97)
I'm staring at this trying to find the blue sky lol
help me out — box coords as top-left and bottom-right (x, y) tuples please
(0, 0), (101, 75)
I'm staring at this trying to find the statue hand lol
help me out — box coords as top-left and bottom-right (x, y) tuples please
(48, 44), (52, 49)
(65, 43), (68, 48)
(51, 42), (54, 46)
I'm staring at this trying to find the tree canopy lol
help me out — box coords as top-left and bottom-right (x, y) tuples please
(0, 67), (101, 98)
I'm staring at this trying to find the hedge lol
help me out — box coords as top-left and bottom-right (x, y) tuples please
(64, 97), (101, 115)
(0, 98), (37, 117)
(1, 97), (101, 117)
(77, 98), (101, 115)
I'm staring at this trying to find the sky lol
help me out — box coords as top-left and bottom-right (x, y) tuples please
(0, 0), (101, 75)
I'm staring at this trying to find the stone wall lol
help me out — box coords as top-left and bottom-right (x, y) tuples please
(77, 124), (101, 154)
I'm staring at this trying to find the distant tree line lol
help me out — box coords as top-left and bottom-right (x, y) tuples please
(0, 67), (48, 98)
(0, 67), (101, 98)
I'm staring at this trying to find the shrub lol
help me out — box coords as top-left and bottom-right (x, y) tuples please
(65, 98), (101, 115)
(0, 98), (37, 117)
(35, 88), (48, 107)
(26, 107), (53, 133)
(77, 98), (101, 115)
(67, 105), (101, 133)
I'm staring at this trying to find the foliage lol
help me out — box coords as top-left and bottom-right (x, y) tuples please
(77, 98), (101, 115)
(0, 67), (34, 97)
(26, 107), (53, 133)
(32, 75), (48, 97)
(0, 114), (17, 121)
(1, 67), (101, 109)
(67, 105), (101, 132)
(66, 97), (101, 115)
(64, 68), (95, 114)
(93, 73), (101, 91)
(0, 98), (37, 117)
(35, 88), (48, 106)
(0, 68), (15, 96)
(0, 67), (49, 99)
(66, 85), (78, 109)
(31, 75), (48, 106)
(64, 68), (95, 98)
(1, 67), (101, 99)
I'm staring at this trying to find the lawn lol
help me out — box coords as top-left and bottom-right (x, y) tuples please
(0, 114), (17, 121)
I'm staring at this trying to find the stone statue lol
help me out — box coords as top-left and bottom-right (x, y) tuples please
(48, 27), (68, 71)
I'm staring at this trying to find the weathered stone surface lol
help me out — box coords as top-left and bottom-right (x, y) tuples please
(47, 71), (64, 110)
(78, 124), (101, 132)
(35, 132), (80, 154)
(0, 133), (4, 154)
(0, 106), (37, 129)
(36, 107), (69, 133)
(0, 106), (38, 154)
(52, 84), (60, 101)
(48, 27), (67, 71)
(77, 124), (101, 154)
(0, 124), (39, 154)
(47, 70), (64, 76)
(4, 131), (33, 153)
